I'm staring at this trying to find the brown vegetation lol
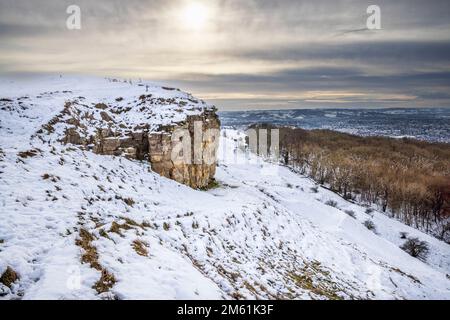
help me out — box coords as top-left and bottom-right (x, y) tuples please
(0, 266), (19, 288)
(132, 239), (149, 257)
(250, 125), (450, 242)
(17, 149), (40, 158)
(75, 228), (116, 294)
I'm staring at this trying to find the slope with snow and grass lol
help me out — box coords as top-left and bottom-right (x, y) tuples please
(0, 76), (449, 300)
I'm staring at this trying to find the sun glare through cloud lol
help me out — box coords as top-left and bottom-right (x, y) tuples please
(180, 2), (211, 31)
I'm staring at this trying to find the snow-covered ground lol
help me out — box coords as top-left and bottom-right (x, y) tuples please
(0, 76), (449, 299)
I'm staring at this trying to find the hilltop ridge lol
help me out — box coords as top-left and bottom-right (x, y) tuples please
(0, 76), (449, 300)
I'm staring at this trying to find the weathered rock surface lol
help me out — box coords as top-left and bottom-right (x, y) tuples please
(148, 111), (220, 188)
(86, 110), (220, 188)
(40, 88), (221, 189)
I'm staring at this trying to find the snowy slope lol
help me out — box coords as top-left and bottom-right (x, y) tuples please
(0, 76), (449, 300)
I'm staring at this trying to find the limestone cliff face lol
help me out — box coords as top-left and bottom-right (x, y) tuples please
(50, 89), (221, 189)
(148, 110), (220, 188)
(88, 111), (220, 189)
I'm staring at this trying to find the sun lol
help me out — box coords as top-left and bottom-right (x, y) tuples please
(181, 2), (210, 30)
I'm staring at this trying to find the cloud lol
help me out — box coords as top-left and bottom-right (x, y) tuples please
(0, 0), (449, 109)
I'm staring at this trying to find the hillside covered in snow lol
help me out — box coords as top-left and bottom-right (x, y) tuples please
(0, 76), (449, 300)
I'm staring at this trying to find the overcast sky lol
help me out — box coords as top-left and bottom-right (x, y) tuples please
(1, 0), (450, 110)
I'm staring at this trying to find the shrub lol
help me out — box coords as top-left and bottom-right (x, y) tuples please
(399, 232), (408, 239)
(199, 179), (220, 191)
(325, 200), (338, 208)
(344, 210), (356, 218)
(363, 220), (376, 232)
(400, 237), (429, 261)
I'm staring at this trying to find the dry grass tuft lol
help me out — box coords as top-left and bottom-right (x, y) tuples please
(132, 239), (149, 257)
(75, 229), (101, 270)
(75, 228), (116, 294)
(109, 221), (133, 236)
(0, 266), (19, 288)
(94, 269), (116, 294)
(18, 149), (40, 158)
(122, 197), (135, 207)
(287, 261), (343, 300)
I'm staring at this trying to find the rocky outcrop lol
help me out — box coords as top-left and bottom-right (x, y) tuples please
(85, 111), (220, 188)
(91, 129), (149, 160)
(148, 111), (220, 188)
(50, 92), (220, 189)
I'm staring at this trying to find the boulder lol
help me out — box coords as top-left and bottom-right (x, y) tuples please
(60, 94), (220, 189)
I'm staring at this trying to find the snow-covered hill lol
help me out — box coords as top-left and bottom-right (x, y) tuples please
(0, 76), (449, 299)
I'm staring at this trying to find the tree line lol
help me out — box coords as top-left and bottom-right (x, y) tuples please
(249, 124), (450, 243)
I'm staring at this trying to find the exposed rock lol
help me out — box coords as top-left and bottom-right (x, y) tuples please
(63, 127), (82, 145)
(148, 111), (220, 188)
(54, 92), (220, 189)
(87, 111), (220, 188)
(100, 111), (113, 122)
